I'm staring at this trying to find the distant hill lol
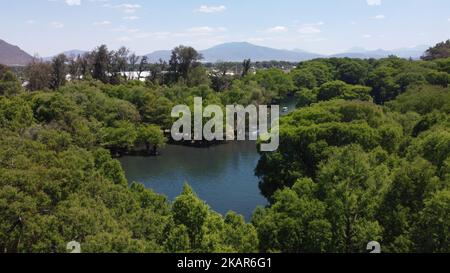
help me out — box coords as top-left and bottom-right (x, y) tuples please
(146, 50), (172, 63)
(145, 42), (427, 63)
(0, 39), (33, 66)
(200, 42), (322, 62)
(44, 49), (87, 61)
(146, 42), (322, 63)
(0, 38), (431, 67)
(331, 45), (428, 60)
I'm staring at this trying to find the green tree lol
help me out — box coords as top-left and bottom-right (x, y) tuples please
(187, 66), (210, 87)
(336, 60), (367, 85)
(0, 97), (34, 132)
(165, 225), (191, 253)
(0, 70), (22, 96)
(291, 69), (317, 90)
(140, 93), (173, 129)
(252, 68), (294, 100)
(425, 71), (450, 87)
(100, 120), (137, 154)
(252, 178), (332, 253)
(296, 60), (334, 86)
(51, 54), (67, 90)
(92, 45), (111, 83)
(377, 158), (440, 252)
(317, 80), (348, 101)
(413, 189), (450, 253)
(316, 145), (387, 252)
(168, 46), (203, 83)
(367, 66), (400, 104)
(395, 72), (426, 93)
(136, 124), (166, 155)
(25, 58), (52, 91)
(422, 40), (450, 61)
(256, 100), (402, 199)
(242, 59), (251, 77)
(172, 184), (209, 250)
(386, 84), (450, 115)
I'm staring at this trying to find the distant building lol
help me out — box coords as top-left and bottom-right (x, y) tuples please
(120, 71), (151, 81)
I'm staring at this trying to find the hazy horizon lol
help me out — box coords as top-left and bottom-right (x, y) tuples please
(1, 0), (449, 56)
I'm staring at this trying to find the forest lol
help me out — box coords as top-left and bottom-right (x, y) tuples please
(0, 40), (449, 253)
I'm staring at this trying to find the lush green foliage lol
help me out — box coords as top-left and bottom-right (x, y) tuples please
(256, 83), (449, 253)
(1, 42), (449, 253)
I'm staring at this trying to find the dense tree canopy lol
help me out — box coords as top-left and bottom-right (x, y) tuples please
(256, 83), (449, 253)
(1, 41), (449, 253)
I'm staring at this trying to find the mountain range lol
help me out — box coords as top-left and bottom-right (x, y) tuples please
(0, 39), (429, 67)
(146, 42), (324, 63)
(330, 45), (429, 60)
(0, 39), (33, 66)
(42, 50), (86, 62)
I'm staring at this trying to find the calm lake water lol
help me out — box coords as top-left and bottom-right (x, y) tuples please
(119, 98), (297, 220)
(120, 141), (267, 220)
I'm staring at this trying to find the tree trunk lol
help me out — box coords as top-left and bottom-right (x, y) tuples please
(145, 143), (150, 155)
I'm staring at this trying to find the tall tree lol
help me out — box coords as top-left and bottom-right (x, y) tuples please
(68, 56), (81, 80)
(129, 53), (139, 72)
(92, 45), (111, 83)
(168, 45), (203, 83)
(25, 57), (52, 91)
(78, 52), (92, 79)
(50, 54), (67, 90)
(172, 184), (209, 250)
(112, 47), (130, 74)
(242, 59), (251, 77)
(138, 56), (148, 80)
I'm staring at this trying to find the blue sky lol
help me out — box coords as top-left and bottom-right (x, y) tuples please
(1, 0), (450, 56)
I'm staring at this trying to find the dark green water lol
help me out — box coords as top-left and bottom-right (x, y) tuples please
(120, 98), (296, 220)
(120, 141), (267, 220)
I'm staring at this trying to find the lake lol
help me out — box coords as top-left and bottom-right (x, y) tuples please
(120, 98), (296, 220)
(120, 141), (267, 220)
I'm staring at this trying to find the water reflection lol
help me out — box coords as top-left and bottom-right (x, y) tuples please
(120, 141), (267, 220)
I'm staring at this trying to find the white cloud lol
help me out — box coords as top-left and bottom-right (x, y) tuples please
(298, 26), (321, 34)
(112, 25), (140, 33)
(123, 16), (139, 20)
(246, 37), (265, 43)
(65, 0), (81, 6)
(50, 21), (64, 28)
(186, 26), (227, 35)
(363, 34), (372, 38)
(121, 4), (141, 13)
(169, 26), (227, 39)
(266, 26), (288, 33)
(93, 20), (111, 26)
(26, 19), (36, 24)
(298, 22), (324, 34)
(366, 0), (381, 6)
(371, 14), (386, 20)
(134, 32), (171, 39)
(105, 3), (141, 13)
(195, 5), (227, 13)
